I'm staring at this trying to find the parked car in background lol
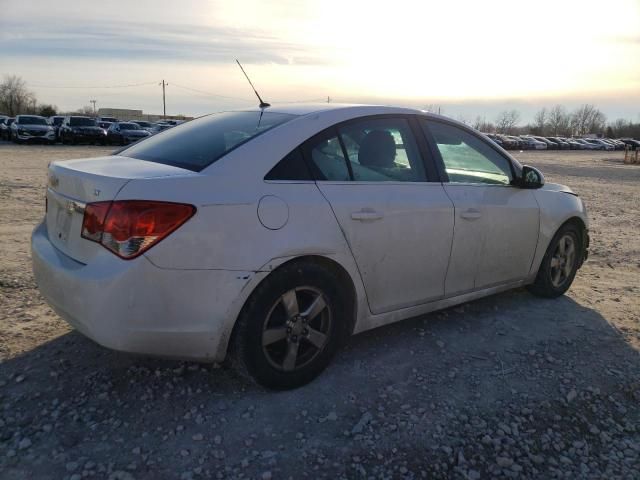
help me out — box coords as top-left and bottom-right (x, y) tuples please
(10, 115), (56, 144)
(572, 139), (599, 150)
(505, 135), (527, 150)
(98, 121), (113, 131)
(107, 122), (151, 145)
(484, 133), (504, 147)
(31, 104), (590, 389)
(608, 139), (625, 150)
(0, 117), (15, 140)
(620, 138), (640, 150)
(520, 136), (547, 150)
(530, 136), (557, 149)
(98, 116), (118, 123)
(584, 139), (613, 151)
(154, 122), (175, 132)
(496, 135), (518, 150)
(130, 120), (158, 133)
(59, 116), (108, 145)
(560, 138), (583, 150)
(48, 116), (65, 141)
(547, 137), (570, 150)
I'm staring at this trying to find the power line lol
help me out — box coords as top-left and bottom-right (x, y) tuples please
(171, 83), (253, 102)
(26, 81), (159, 89)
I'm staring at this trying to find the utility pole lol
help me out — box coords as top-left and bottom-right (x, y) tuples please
(90, 99), (97, 116)
(159, 80), (168, 119)
(327, 96), (330, 103)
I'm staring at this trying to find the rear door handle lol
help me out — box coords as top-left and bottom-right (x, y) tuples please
(460, 208), (482, 220)
(351, 209), (384, 221)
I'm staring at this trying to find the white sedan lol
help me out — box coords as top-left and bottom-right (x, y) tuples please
(32, 104), (589, 389)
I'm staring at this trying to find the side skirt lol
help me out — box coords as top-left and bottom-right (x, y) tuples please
(353, 278), (532, 334)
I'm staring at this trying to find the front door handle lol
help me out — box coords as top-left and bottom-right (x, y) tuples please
(351, 209), (384, 221)
(460, 208), (482, 220)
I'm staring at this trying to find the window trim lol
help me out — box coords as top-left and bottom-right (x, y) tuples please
(418, 117), (522, 186)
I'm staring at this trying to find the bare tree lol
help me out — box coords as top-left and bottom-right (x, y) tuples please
(38, 104), (58, 117)
(0, 75), (36, 116)
(532, 108), (547, 135)
(495, 110), (521, 134)
(570, 104), (606, 136)
(73, 106), (96, 116)
(473, 116), (495, 133)
(547, 105), (570, 136)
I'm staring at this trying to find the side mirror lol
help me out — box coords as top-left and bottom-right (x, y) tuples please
(518, 165), (545, 189)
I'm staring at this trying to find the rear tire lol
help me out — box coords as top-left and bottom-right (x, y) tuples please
(228, 261), (350, 390)
(527, 223), (582, 298)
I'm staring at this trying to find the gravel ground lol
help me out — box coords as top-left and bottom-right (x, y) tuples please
(0, 143), (639, 479)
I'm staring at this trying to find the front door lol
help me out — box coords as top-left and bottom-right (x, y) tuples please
(305, 116), (455, 314)
(420, 119), (539, 296)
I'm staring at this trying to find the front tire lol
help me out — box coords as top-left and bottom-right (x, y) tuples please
(527, 223), (582, 298)
(229, 261), (350, 390)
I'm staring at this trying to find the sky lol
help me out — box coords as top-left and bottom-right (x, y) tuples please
(1, 0), (639, 123)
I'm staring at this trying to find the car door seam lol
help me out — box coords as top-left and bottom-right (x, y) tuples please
(439, 183), (457, 297)
(312, 182), (375, 315)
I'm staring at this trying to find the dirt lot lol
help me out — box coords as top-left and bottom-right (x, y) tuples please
(0, 143), (639, 479)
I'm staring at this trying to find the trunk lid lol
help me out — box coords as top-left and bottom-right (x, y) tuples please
(46, 155), (197, 264)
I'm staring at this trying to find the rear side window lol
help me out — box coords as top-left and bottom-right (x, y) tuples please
(265, 149), (312, 181)
(337, 118), (426, 182)
(121, 111), (296, 172)
(305, 132), (351, 181)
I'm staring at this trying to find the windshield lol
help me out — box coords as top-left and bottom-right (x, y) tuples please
(70, 117), (97, 126)
(19, 116), (48, 125)
(134, 121), (152, 127)
(120, 111), (297, 171)
(52, 117), (64, 125)
(119, 123), (140, 130)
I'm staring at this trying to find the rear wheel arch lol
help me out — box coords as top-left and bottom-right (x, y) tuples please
(224, 255), (358, 354)
(224, 254), (358, 388)
(237, 255), (358, 338)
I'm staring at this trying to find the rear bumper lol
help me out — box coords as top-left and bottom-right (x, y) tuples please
(31, 221), (258, 362)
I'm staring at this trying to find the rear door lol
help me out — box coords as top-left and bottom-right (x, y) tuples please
(306, 116), (454, 314)
(420, 119), (539, 295)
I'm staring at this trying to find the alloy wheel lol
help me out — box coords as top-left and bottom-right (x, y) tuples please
(550, 234), (576, 288)
(261, 286), (332, 372)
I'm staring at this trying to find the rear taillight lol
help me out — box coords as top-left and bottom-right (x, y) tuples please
(81, 200), (196, 259)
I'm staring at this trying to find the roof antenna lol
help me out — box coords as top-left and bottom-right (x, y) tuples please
(236, 59), (270, 109)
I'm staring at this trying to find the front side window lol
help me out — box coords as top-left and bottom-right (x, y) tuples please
(121, 111), (296, 172)
(423, 120), (513, 185)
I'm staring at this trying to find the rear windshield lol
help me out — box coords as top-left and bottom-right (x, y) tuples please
(19, 116), (47, 125)
(70, 117), (97, 126)
(119, 123), (140, 130)
(134, 121), (152, 127)
(52, 117), (64, 125)
(120, 111), (296, 171)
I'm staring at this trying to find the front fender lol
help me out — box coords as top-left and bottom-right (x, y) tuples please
(529, 185), (589, 277)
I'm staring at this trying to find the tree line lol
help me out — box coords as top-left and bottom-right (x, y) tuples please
(469, 104), (639, 138)
(2, 74), (639, 138)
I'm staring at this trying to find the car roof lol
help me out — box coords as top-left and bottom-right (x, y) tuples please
(235, 103), (425, 117)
